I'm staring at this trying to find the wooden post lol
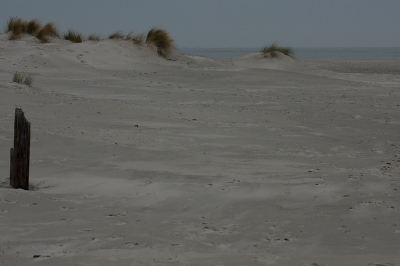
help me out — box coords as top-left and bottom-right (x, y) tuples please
(10, 108), (31, 190)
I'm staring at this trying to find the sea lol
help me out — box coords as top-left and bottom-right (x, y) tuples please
(178, 47), (400, 60)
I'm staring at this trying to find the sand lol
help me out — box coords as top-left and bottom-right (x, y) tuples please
(1, 34), (400, 265)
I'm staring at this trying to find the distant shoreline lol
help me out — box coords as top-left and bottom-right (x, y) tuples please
(178, 47), (400, 60)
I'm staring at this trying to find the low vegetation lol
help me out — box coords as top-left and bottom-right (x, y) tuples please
(132, 33), (145, 46)
(108, 30), (125, 39)
(125, 31), (134, 41)
(87, 33), (101, 41)
(43, 22), (60, 37)
(4, 17), (175, 58)
(146, 28), (174, 58)
(6, 17), (26, 37)
(13, 71), (33, 86)
(26, 19), (42, 35)
(6, 17), (60, 43)
(64, 29), (84, 43)
(261, 43), (294, 58)
(6, 17), (42, 40)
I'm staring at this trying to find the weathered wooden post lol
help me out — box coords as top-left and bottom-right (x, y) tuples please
(10, 108), (31, 190)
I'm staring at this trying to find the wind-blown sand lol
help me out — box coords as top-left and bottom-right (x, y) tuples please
(1, 34), (400, 265)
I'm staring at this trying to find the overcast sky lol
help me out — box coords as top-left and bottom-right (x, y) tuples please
(1, 0), (399, 48)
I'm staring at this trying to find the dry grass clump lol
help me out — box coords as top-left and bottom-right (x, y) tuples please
(8, 33), (22, 40)
(36, 22), (59, 43)
(13, 71), (33, 86)
(6, 17), (57, 42)
(6, 17), (27, 34)
(4, 18), (176, 55)
(125, 31), (134, 41)
(41, 22), (59, 36)
(35, 28), (50, 43)
(26, 19), (42, 35)
(132, 32), (145, 46)
(108, 30), (125, 39)
(125, 31), (144, 42)
(64, 29), (84, 43)
(87, 33), (101, 41)
(260, 43), (294, 58)
(13, 71), (24, 83)
(146, 27), (174, 58)
(6, 17), (27, 40)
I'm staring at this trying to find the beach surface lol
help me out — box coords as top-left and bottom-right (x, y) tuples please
(1, 34), (400, 265)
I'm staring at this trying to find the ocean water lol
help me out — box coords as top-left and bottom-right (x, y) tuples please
(178, 47), (400, 60)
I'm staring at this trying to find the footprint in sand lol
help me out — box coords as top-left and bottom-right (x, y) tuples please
(95, 204), (113, 208)
(76, 54), (87, 64)
(160, 220), (185, 224)
(106, 212), (127, 217)
(125, 242), (139, 248)
(108, 235), (124, 240)
(60, 206), (77, 210)
(21, 203), (37, 207)
(1, 199), (18, 203)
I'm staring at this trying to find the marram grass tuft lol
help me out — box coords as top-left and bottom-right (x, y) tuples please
(146, 28), (174, 58)
(64, 29), (84, 43)
(260, 43), (294, 58)
(13, 71), (33, 86)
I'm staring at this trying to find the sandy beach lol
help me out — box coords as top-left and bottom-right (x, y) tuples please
(1, 34), (400, 265)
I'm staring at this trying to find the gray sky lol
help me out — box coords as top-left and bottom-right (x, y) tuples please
(1, 0), (399, 48)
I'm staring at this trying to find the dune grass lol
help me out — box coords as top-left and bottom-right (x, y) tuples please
(41, 22), (59, 37)
(35, 28), (50, 43)
(36, 22), (59, 43)
(108, 30), (125, 39)
(261, 43), (294, 58)
(4, 18), (177, 58)
(8, 33), (22, 40)
(5, 17), (59, 43)
(26, 19), (42, 35)
(87, 33), (101, 41)
(146, 28), (174, 58)
(132, 32), (145, 46)
(13, 71), (24, 83)
(6, 17), (27, 34)
(64, 29), (84, 43)
(13, 71), (33, 86)
(6, 17), (27, 40)
(125, 31), (134, 41)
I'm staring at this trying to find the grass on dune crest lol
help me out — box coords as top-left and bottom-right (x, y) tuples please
(8, 33), (22, 40)
(5, 17), (57, 42)
(260, 43), (295, 58)
(6, 17), (27, 40)
(64, 29), (84, 43)
(4, 18), (177, 59)
(108, 30), (125, 39)
(13, 70), (33, 86)
(146, 27), (174, 58)
(26, 19), (42, 35)
(125, 31), (134, 41)
(6, 17), (26, 34)
(41, 22), (59, 37)
(36, 22), (59, 43)
(132, 32), (145, 46)
(123, 31), (145, 46)
(87, 33), (102, 41)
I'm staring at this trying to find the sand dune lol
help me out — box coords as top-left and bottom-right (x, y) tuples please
(1, 34), (400, 265)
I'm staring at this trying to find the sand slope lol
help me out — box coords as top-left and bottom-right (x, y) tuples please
(1, 34), (400, 265)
